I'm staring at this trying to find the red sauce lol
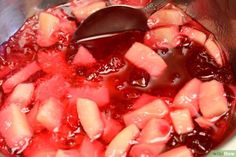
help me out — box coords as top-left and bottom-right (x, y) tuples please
(0, 3), (235, 157)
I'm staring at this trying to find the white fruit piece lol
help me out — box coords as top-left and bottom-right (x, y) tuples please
(170, 109), (194, 134)
(199, 80), (228, 118)
(105, 124), (140, 157)
(6, 83), (35, 110)
(37, 12), (60, 47)
(124, 99), (169, 128)
(144, 26), (180, 49)
(205, 35), (224, 66)
(173, 78), (202, 116)
(0, 104), (33, 152)
(76, 98), (104, 140)
(148, 9), (189, 29)
(139, 118), (172, 144)
(71, 1), (106, 21)
(195, 116), (215, 129)
(36, 97), (64, 131)
(180, 26), (207, 45)
(125, 42), (167, 77)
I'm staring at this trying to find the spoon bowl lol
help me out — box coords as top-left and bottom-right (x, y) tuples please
(73, 0), (170, 43)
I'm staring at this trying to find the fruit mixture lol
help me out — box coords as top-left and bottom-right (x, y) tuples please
(0, 0), (235, 157)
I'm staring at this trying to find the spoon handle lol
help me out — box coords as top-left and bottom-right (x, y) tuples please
(143, 0), (171, 16)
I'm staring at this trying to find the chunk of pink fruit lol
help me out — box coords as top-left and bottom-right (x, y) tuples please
(71, 0), (106, 21)
(0, 104), (33, 152)
(124, 99), (169, 128)
(158, 146), (193, 157)
(35, 75), (70, 102)
(2, 61), (41, 93)
(79, 136), (105, 157)
(76, 98), (104, 140)
(105, 124), (140, 157)
(199, 80), (228, 118)
(148, 8), (189, 29)
(180, 26), (207, 45)
(36, 97), (64, 131)
(195, 116), (215, 129)
(5, 83), (34, 109)
(144, 26), (180, 49)
(110, 0), (151, 7)
(102, 114), (123, 143)
(27, 103), (44, 132)
(58, 20), (77, 35)
(173, 78), (201, 116)
(72, 46), (96, 66)
(130, 143), (165, 157)
(23, 134), (57, 157)
(125, 42), (167, 77)
(67, 85), (110, 107)
(170, 109), (194, 134)
(56, 149), (80, 157)
(132, 94), (157, 110)
(205, 35), (224, 66)
(139, 118), (171, 144)
(26, 150), (56, 157)
(37, 12), (60, 47)
(37, 50), (71, 76)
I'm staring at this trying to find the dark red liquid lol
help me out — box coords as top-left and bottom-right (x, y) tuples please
(0, 4), (235, 157)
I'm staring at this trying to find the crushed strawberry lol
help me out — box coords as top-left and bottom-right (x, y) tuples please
(37, 50), (71, 76)
(35, 75), (70, 102)
(67, 84), (110, 107)
(26, 103), (44, 132)
(72, 46), (96, 66)
(55, 149), (80, 157)
(23, 133), (57, 157)
(2, 61), (41, 93)
(129, 143), (165, 157)
(132, 94), (157, 109)
(102, 114), (123, 143)
(79, 136), (105, 157)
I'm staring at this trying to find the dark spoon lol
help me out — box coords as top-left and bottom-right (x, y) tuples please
(73, 0), (171, 43)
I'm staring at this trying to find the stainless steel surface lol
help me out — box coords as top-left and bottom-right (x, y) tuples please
(0, 0), (235, 156)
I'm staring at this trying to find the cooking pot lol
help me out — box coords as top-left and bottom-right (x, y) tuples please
(0, 0), (236, 156)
